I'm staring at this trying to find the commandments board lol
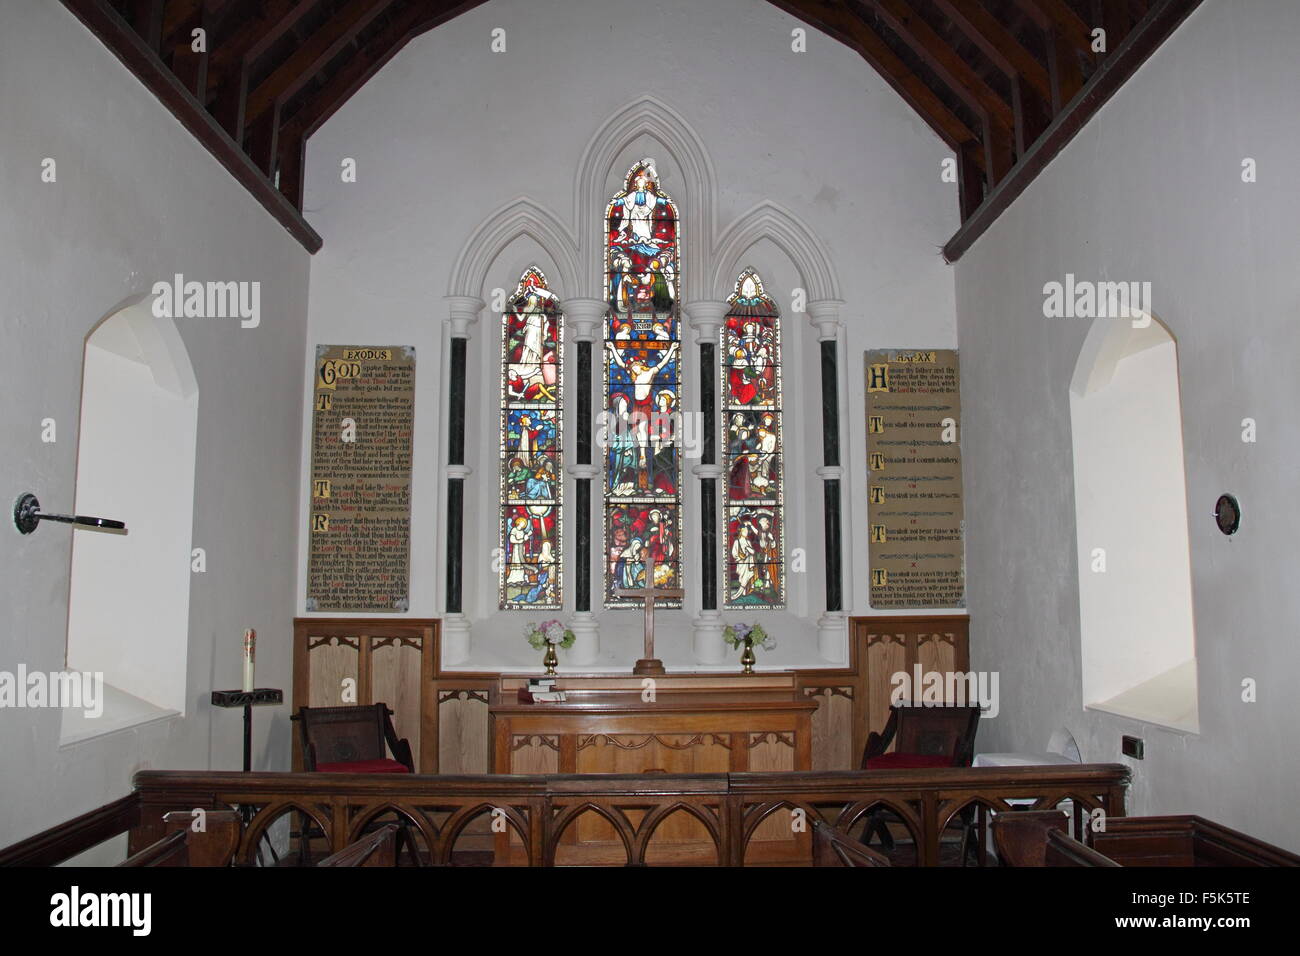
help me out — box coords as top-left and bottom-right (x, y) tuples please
(865, 349), (965, 608)
(307, 346), (415, 612)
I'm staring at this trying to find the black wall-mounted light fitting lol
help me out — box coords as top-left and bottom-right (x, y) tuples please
(1214, 494), (1241, 536)
(12, 493), (126, 535)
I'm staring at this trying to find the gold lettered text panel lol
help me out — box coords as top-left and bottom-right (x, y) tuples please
(865, 349), (965, 609)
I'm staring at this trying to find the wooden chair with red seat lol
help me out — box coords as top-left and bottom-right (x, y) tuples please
(295, 703), (414, 774)
(292, 703), (414, 863)
(859, 703), (982, 863)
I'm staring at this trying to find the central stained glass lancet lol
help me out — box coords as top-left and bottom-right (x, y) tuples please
(603, 159), (682, 607)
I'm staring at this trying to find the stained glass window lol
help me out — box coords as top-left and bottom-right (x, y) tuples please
(723, 268), (784, 608)
(499, 267), (563, 609)
(603, 159), (682, 607)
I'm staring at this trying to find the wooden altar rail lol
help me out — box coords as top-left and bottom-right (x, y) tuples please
(124, 764), (1129, 867)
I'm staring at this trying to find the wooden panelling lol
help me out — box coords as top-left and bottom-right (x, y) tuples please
(802, 686), (855, 771)
(865, 635), (909, 743)
(795, 615), (971, 769)
(293, 619), (438, 772)
(436, 689), (491, 774)
(370, 637), (423, 768)
(509, 735), (561, 775)
(306, 636), (358, 707)
(293, 616), (969, 778)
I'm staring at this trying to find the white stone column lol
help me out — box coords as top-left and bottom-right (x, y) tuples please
(564, 297), (606, 343)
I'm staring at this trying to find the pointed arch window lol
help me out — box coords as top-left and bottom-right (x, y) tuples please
(723, 268), (784, 608)
(499, 267), (563, 608)
(603, 159), (682, 606)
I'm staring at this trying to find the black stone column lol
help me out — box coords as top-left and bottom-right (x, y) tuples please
(445, 335), (467, 614)
(814, 313), (844, 613)
(575, 338), (592, 613)
(685, 301), (727, 637)
(440, 295), (483, 643)
(562, 299), (606, 630)
(699, 338), (718, 611)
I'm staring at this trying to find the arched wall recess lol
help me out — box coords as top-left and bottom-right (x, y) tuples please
(66, 294), (199, 728)
(1070, 311), (1199, 733)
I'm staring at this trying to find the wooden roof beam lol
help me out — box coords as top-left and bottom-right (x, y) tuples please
(160, 0), (203, 51)
(280, 0), (488, 141)
(931, 0), (1052, 105)
(930, 0), (1053, 155)
(208, 0), (323, 141)
(206, 0), (321, 83)
(944, 0), (1204, 261)
(244, 0), (400, 131)
(769, 0), (984, 170)
(58, 0), (322, 252)
(1015, 0), (1097, 62)
(127, 0), (164, 53)
(861, 0), (1014, 180)
(280, 0), (430, 142)
(168, 1), (212, 98)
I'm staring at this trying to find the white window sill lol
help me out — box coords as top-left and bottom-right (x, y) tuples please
(58, 682), (180, 748)
(1086, 659), (1199, 735)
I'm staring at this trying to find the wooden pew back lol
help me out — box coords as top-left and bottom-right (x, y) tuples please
(811, 818), (891, 867)
(993, 810), (1118, 867)
(317, 824), (420, 867)
(1090, 815), (1300, 867)
(119, 810), (241, 867)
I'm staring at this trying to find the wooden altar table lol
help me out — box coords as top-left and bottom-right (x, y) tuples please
(488, 675), (818, 863)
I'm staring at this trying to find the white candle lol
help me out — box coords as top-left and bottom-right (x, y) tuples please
(242, 629), (255, 693)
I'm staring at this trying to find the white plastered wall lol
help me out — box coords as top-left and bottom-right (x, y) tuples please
(956, 0), (1300, 848)
(0, 0), (310, 857)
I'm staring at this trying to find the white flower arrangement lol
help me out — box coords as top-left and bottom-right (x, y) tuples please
(525, 619), (576, 651)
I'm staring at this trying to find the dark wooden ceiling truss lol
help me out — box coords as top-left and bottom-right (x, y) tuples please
(62, 0), (1200, 259)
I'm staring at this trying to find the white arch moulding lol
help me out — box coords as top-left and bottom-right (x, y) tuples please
(574, 95), (718, 295)
(709, 200), (840, 303)
(447, 196), (581, 302)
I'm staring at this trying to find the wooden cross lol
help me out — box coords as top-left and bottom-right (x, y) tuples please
(614, 559), (684, 676)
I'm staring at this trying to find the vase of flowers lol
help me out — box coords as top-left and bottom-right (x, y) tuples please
(525, 620), (576, 675)
(723, 622), (774, 674)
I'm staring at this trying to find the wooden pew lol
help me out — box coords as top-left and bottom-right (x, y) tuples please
(119, 810), (241, 867)
(811, 818), (891, 867)
(992, 810), (1118, 867)
(1045, 829), (1121, 867)
(317, 824), (421, 867)
(995, 811), (1300, 867)
(1090, 816), (1300, 867)
(0, 793), (139, 867)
